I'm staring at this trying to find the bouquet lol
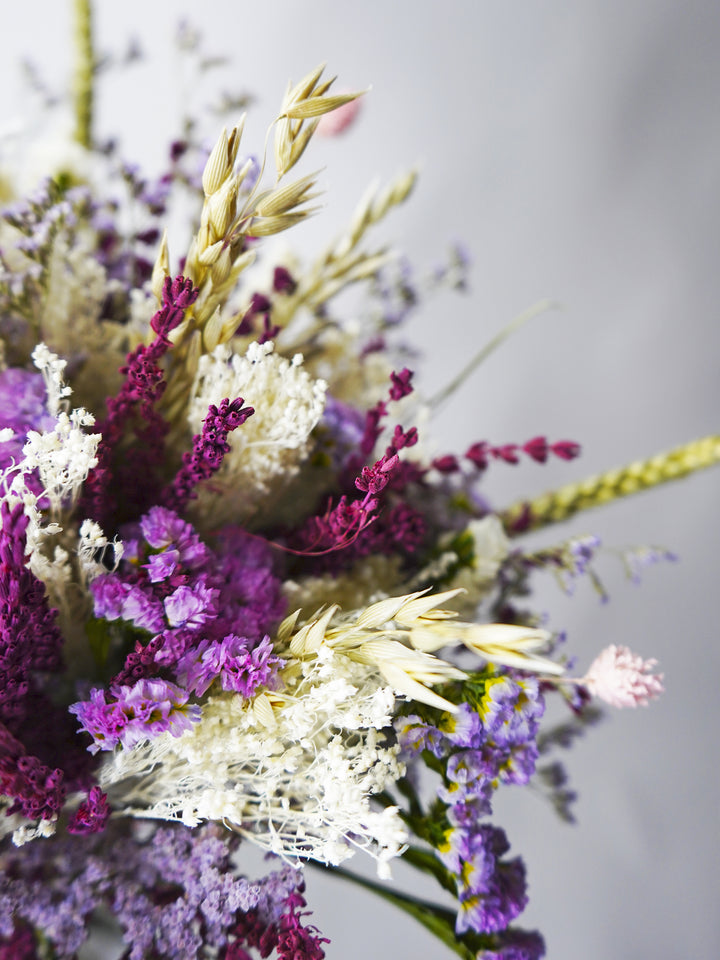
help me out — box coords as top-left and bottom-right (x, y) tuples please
(1, 4), (716, 958)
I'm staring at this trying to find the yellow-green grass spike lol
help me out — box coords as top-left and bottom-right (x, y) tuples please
(500, 435), (720, 536)
(72, 0), (94, 149)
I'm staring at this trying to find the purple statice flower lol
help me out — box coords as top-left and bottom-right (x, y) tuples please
(452, 826), (528, 936)
(482, 677), (545, 751)
(67, 785), (111, 835)
(178, 634), (282, 698)
(211, 527), (286, 641)
(70, 678), (200, 753)
(90, 509), (285, 688)
(621, 544), (678, 586)
(90, 574), (165, 633)
(140, 505), (211, 569)
(161, 396), (254, 514)
(80, 275), (198, 527)
(121, 584), (168, 633)
(316, 396), (366, 472)
(436, 744), (499, 820)
(145, 547), (181, 582)
(394, 714), (446, 758)
(0, 368), (54, 464)
(164, 582), (219, 629)
(440, 701), (484, 748)
(226, 881), (328, 960)
(0, 821), (303, 960)
(0, 722), (66, 821)
(0, 923), (38, 960)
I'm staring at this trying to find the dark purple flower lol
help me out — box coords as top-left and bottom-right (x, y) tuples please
(161, 397), (254, 513)
(67, 785), (111, 835)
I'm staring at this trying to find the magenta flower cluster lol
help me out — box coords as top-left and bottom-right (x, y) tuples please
(71, 504), (285, 753)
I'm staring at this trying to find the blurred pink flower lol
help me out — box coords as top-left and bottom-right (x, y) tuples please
(584, 644), (664, 708)
(317, 96), (361, 136)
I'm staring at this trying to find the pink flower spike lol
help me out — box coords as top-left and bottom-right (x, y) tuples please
(522, 436), (549, 463)
(584, 644), (664, 708)
(551, 440), (581, 460)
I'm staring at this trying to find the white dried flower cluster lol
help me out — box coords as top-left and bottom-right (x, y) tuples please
(0, 346), (101, 612)
(22, 408), (99, 516)
(188, 340), (327, 525)
(99, 648), (406, 876)
(31, 342), (72, 416)
(24, 343), (100, 517)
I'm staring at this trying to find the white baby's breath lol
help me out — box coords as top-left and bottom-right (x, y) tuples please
(99, 647), (406, 873)
(188, 340), (327, 525)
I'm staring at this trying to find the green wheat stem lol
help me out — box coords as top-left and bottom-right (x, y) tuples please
(72, 0), (94, 148)
(500, 434), (720, 535)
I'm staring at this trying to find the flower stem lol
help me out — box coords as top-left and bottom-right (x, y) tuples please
(500, 434), (720, 535)
(72, 0), (94, 148)
(311, 863), (479, 960)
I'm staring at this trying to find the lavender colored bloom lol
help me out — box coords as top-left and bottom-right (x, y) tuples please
(446, 794), (493, 827)
(0, 822), (301, 959)
(0, 369), (55, 477)
(220, 635), (281, 697)
(453, 826), (528, 936)
(482, 677), (544, 750)
(178, 634), (281, 698)
(70, 678), (200, 753)
(121, 584), (166, 633)
(89, 573), (131, 620)
(145, 546), (181, 582)
(317, 396), (366, 471)
(140, 505), (211, 569)
(91, 575), (164, 633)
(164, 582), (219, 629)
(394, 714), (446, 758)
(440, 701), (483, 748)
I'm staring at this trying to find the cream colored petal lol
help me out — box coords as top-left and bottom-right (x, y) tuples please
(377, 662), (458, 713)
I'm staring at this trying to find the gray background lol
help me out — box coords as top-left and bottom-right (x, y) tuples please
(3, 2), (719, 957)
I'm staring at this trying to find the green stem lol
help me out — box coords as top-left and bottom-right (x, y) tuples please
(72, 0), (94, 148)
(311, 863), (481, 960)
(430, 299), (559, 409)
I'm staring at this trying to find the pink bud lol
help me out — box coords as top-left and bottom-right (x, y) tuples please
(491, 444), (520, 464)
(551, 440), (581, 461)
(432, 455), (460, 474)
(523, 435), (549, 463)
